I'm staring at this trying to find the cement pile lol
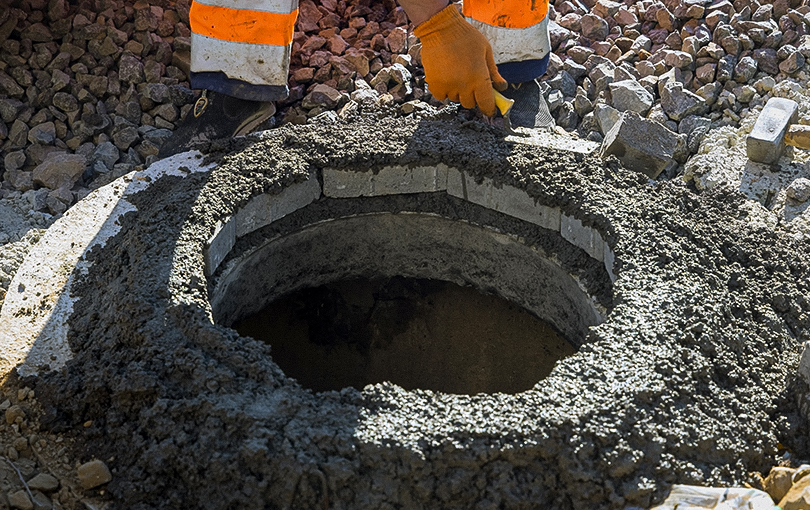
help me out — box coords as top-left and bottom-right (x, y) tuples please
(25, 118), (810, 509)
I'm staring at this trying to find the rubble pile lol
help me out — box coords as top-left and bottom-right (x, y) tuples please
(546, 0), (810, 176)
(0, 0), (195, 218)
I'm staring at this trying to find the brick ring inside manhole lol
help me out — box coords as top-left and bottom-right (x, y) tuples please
(1, 118), (808, 510)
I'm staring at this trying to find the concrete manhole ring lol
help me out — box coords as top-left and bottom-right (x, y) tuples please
(1, 118), (808, 509)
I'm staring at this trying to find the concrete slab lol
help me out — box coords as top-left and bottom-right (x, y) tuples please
(235, 172), (321, 237)
(323, 164), (449, 198)
(446, 168), (562, 231)
(506, 128), (601, 155)
(204, 217), (236, 277)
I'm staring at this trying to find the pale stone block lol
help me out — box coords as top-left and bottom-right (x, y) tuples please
(323, 165), (448, 198)
(323, 168), (372, 197)
(490, 184), (562, 231)
(205, 217), (235, 276)
(372, 164), (448, 195)
(447, 169), (561, 231)
(561, 214), (605, 261)
(235, 173), (321, 237)
(447, 167), (491, 204)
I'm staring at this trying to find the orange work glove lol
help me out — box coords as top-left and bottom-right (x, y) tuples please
(414, 4), (508, 117)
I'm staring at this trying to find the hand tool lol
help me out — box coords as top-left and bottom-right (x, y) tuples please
(747, 97), (810, 164)
(493, 88), (517, 135)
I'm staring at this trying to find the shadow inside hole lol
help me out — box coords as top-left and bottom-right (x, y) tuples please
(233, 276), (576, 395)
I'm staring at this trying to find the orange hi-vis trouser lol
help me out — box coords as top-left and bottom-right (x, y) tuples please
(189, 0), (550, 101)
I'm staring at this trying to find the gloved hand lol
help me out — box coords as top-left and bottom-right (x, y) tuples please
(414, 4), (508, 117)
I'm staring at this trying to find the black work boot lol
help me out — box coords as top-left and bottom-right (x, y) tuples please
(158, 90), (276, 158)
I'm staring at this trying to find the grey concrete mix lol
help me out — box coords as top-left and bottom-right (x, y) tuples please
(15, 116), (810, 509)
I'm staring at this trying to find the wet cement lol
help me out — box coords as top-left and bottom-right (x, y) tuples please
(233, 277), (575, 395)
(25, 116), (810, 509)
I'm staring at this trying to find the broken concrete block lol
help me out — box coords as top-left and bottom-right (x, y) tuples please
(609, 79), (654, 115)
(600, 111), (679, 178)
(746, 97), (799, 164)
(787, 177), (810, 203)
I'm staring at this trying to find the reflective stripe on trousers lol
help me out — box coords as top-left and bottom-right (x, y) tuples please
(189, 0), (298, 100)
(462, 0), (551, 65)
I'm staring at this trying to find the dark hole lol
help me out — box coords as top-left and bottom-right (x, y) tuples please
(233, 277), (576, 394)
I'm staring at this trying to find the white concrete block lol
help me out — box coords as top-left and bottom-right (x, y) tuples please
(446, 167), (464, 199)
(235, 173), (321, 237)
(323, 165), (449, 198)
(507, 127), (601, 154)
(447, 170), (561, 231)
(447, 167), (491, 204)
(373, 164), (449, 195)
(323, 168), (372, 198)
(604, 243), (617, 283)
(561, 214), (605, 262)
(205, 217), (236, 276)
(490, 184), (561, 231)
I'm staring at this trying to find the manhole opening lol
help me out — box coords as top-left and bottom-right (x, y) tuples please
(232, 276), (575, 394)
(210, 211), (607, 395)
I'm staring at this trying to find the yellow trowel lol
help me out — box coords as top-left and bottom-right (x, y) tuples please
(493, 88), (517, 135)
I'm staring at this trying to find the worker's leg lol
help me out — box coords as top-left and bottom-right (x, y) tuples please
(189, 0), (299, 101)
(462, 0), (553, 127)
(160, 0), (298, 157)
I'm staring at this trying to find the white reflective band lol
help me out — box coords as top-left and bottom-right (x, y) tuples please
(466, 16), (551, 65)
(191, 33), (291, 87)
(192, 0), (297, 15)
